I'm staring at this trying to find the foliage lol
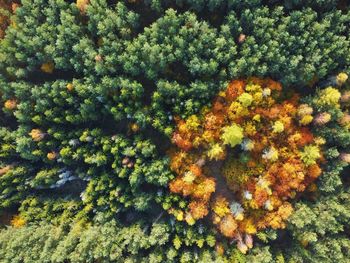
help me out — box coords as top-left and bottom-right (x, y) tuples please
(168, 78), (325, 252)
(0, 1), (18, 39)
(0, 0), (350, 261)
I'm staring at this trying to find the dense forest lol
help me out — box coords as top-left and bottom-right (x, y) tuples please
(0, 0), (350, 262)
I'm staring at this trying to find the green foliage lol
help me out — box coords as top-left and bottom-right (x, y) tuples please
(284, 190), (350, 262)
(223, 7), (350, 86)
(0, 218), (221, 263)
(18, 196), (83, 225)
(0, 0), (350, 262)
(288, 190), (350, 238)
(0, 0), (140, 77)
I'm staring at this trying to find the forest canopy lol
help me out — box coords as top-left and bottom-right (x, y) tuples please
(0, 0), (350, 262)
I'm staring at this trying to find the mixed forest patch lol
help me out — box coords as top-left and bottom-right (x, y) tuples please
(0, 1), (350, 262)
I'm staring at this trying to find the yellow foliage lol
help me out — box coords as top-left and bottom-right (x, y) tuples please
(239, 218), (257, 234)
(272, 121), (284, 133)
(11, 215), (26, 228)
(300, 145), (321, 166)
(130, 123), (140, 133)
(221, 124), (244, 148)
(176, 211), (184, 221)
(253, 114), (261, 122)
(29, 129), (45, 142)
(207, 143), (225, 161)
(185, 212), (195, 225)
(238, 92), (253, 107)
(336, 72), (348, 86)
(4, 99), (17, 110)
(185, 115), (201, 131)
(245, 83), (262, 93)
(66, 83), (74, 91)
(212, 196), (230, 217)
(244, 122), (256, 136)
(227, 101), (248, 120)
(299, 115), (313, 125)
(183, 171), (196, 183)
(253, 91), (263, 103)
(47, 151), (57, 160)
(316, 87), (341, 107)
(40, 62), (55, 73)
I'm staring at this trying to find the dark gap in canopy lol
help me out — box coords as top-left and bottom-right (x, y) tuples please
(141, 124), (172, 155)
(24, 69), (79, 85)
(161, 61), (192, 85)
(133, 75), (157, 106)
(122, 0), (162, 35)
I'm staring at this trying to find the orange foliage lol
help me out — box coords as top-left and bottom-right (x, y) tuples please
(191, 177), (216, 201)
(298, 128), (315, 146)
(226, 80), (245, 101)
(219, 214), (238, 238)
(168, 77), (323, 246)
(189, 164), (202, 177)
(172, 133), (193, 151)
(188, 201), (209, 219)
(0, 165), (12, 176)
(257, 203), (293, 229)
(76, 0), (89, 14)
(307, 164), (322, 179)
